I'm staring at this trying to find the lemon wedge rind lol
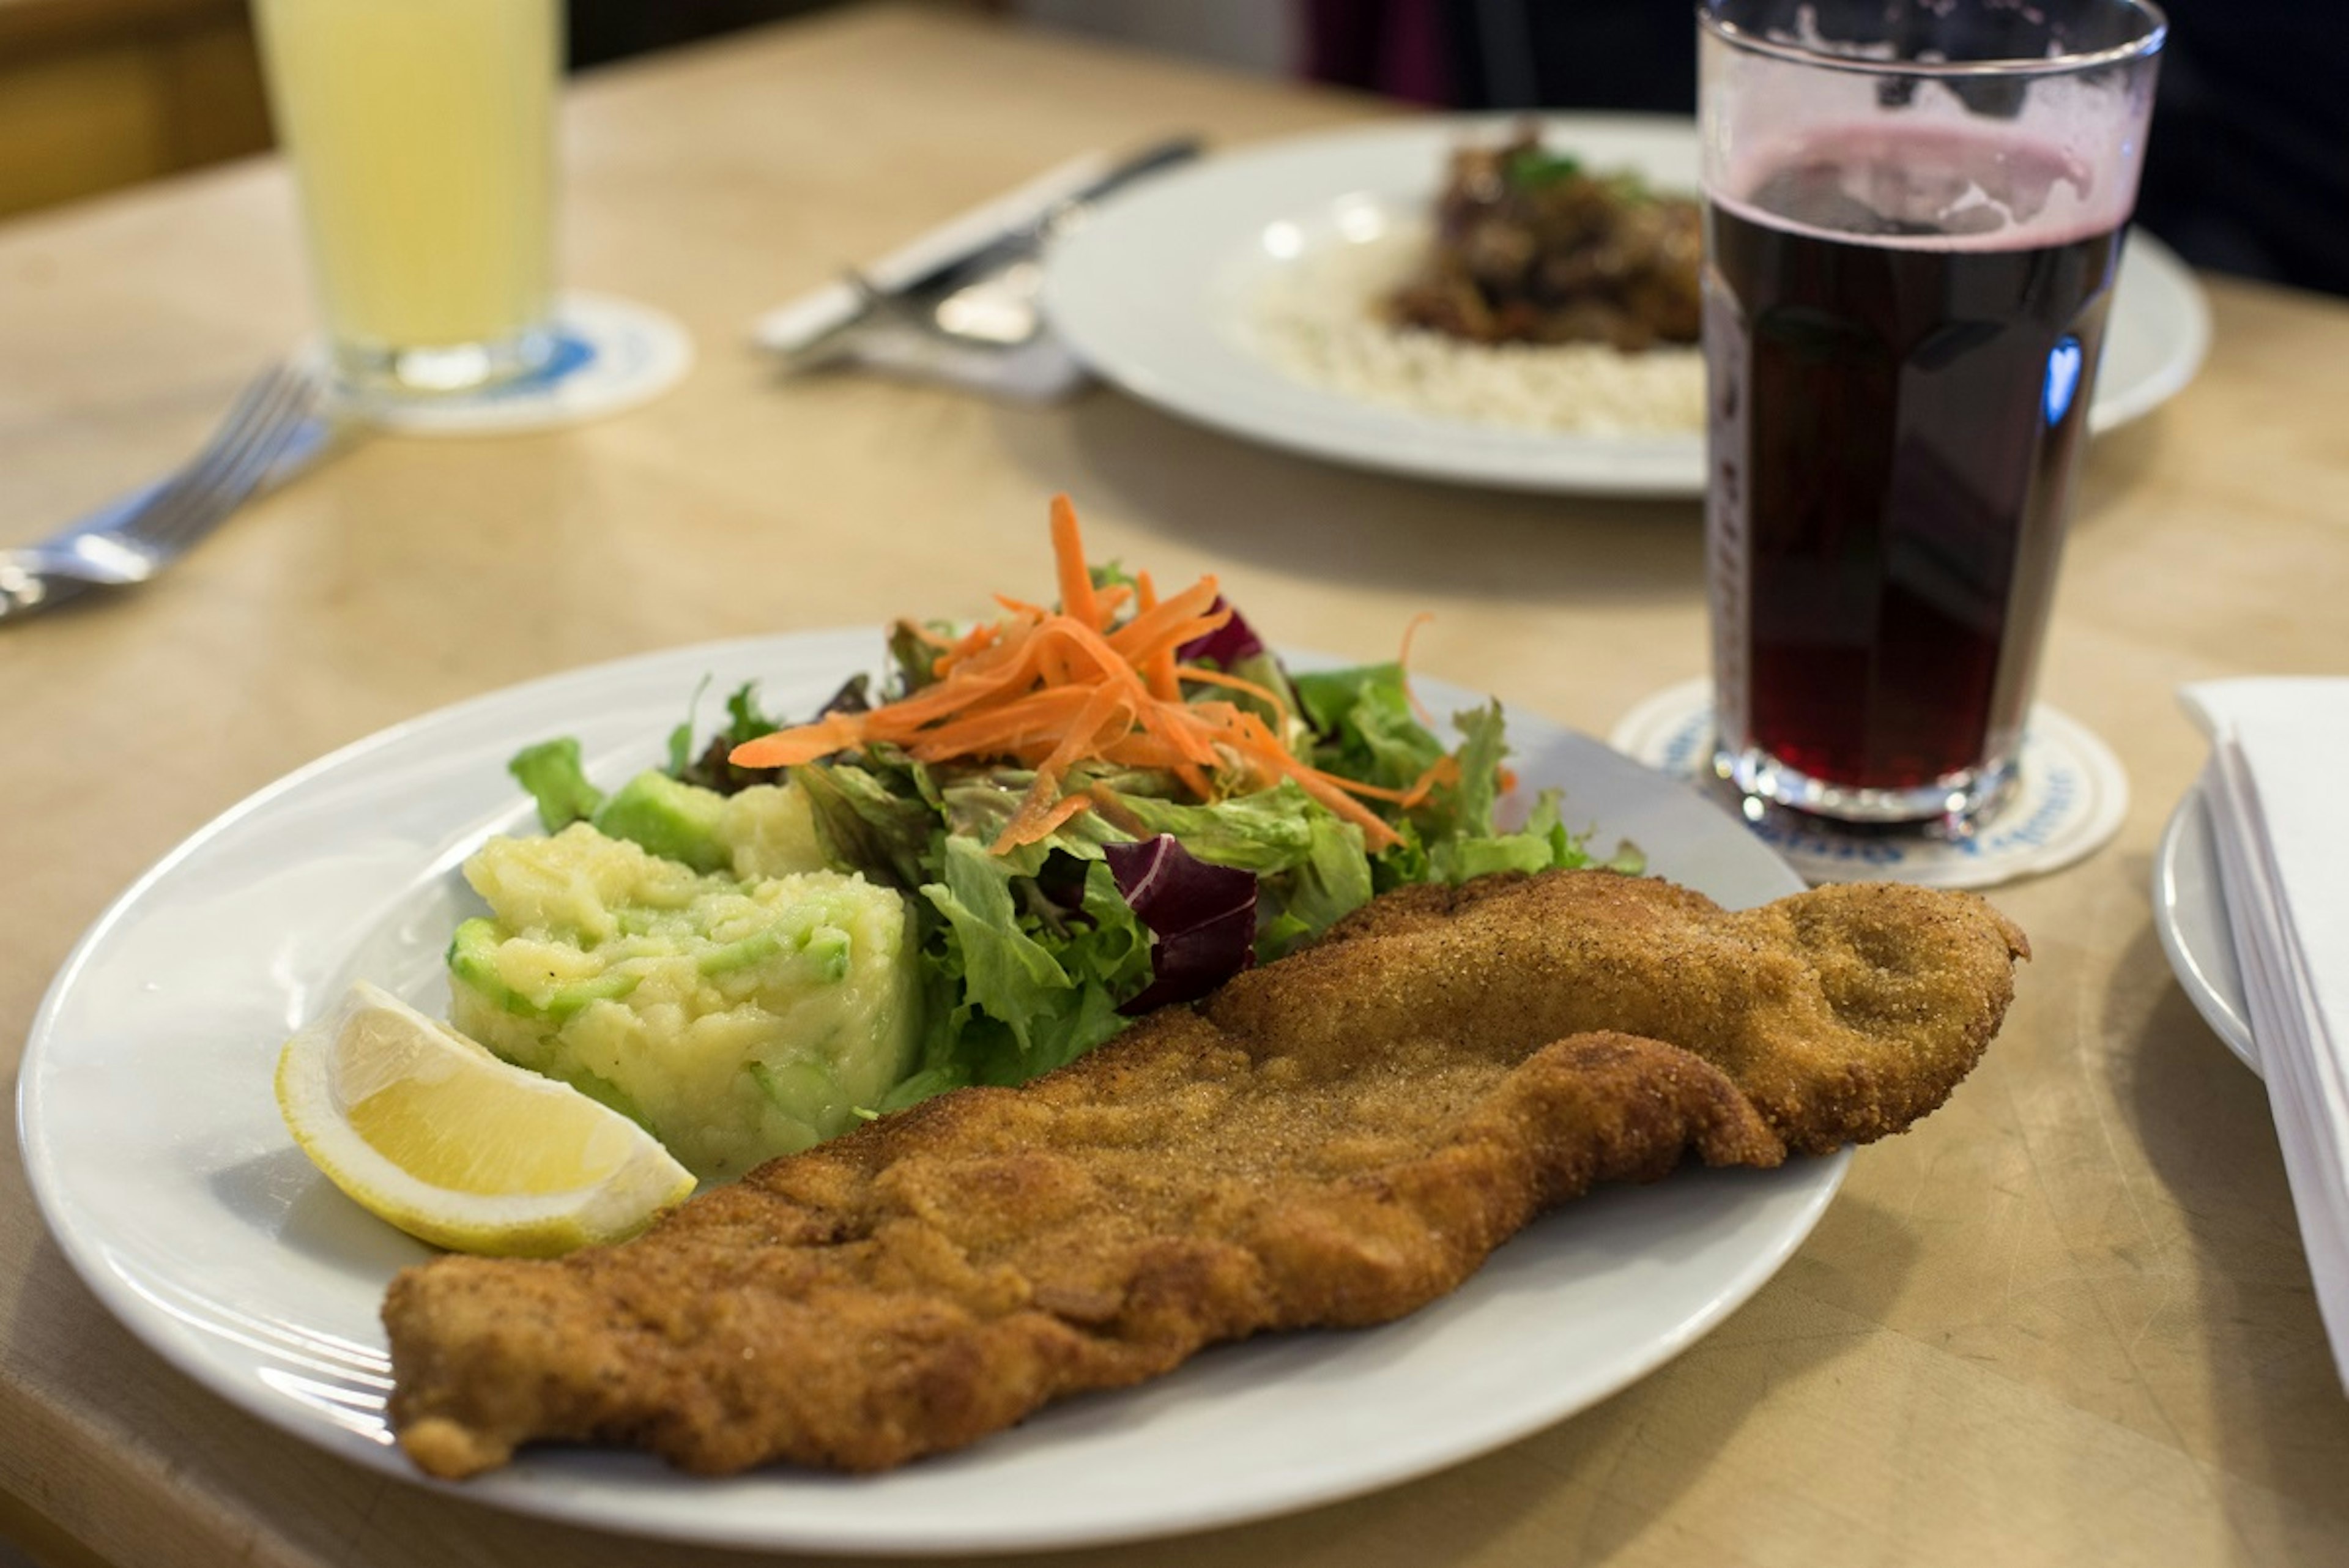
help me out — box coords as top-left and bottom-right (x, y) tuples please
(275, 981), (696, 1258)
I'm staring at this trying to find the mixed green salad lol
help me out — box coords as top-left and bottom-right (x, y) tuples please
(445, 502), (1628, 1180)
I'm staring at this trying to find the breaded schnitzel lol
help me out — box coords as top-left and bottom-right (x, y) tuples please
(384, 871), (2027, 1479)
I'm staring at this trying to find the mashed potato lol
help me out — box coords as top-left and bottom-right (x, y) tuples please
(718, 781), (829, 882)
(447, 816), (920, 1182)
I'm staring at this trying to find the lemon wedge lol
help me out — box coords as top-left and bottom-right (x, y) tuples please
(275, 981), (696, 1257)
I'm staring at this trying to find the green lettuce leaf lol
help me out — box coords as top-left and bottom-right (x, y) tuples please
(1099, 781), (1378, 957)
(921, 837), (1072, 1053)
(887, 622), (949, 697)
(1025, 858), (1153, 1070)
(1104, 781), (1321, 874)
(794, 759), (938, 890)
(508, 738), (604, 832)
(1293, 662), (1447, 793)
(915, 841), (1151, 1088)
(934, 766), (1139, 878)
(1421, 702), (1523, 881)
(1290, 675), (1604, 888)
(1267, 812), (1375, 944)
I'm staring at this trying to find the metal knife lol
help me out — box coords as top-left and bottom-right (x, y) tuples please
(764, 133), (1204, 374)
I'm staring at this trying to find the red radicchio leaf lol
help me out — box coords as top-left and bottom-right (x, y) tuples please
(1105, 834), (1258, 1014)
(1175, 598), (1266, 668)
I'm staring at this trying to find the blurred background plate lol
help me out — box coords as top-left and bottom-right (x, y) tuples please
(1045, 113), (2211, 496)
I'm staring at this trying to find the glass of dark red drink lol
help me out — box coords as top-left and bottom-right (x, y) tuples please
(1700, 0), (2165, 830)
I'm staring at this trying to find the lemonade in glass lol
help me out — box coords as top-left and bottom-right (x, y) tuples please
(254, 0), (562, 398)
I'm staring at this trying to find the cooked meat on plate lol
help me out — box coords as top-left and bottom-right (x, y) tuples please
(385, 868), (2027, 1479)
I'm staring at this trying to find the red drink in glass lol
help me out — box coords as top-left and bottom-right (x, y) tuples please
(1701, 1), (2164, 827)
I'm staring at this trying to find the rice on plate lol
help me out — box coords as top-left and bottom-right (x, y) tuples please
(1243, 215), (1705, 437)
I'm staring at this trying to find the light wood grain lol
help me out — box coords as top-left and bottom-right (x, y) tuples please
(0, 6), (2344, 1566)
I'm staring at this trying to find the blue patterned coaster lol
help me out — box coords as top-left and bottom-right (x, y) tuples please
(1610, 677), (2129, 889)
(335, 292), (692, 436)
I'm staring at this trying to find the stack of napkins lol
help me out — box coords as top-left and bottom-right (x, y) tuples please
(2181, 678), (2349, 1388)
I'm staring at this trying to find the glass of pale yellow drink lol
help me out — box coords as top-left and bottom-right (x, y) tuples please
(254, 0), (561, 399)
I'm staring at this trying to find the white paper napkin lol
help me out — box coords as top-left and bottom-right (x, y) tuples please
(2180, 677), (2349, 1387)
(748, 151), (1105, 403)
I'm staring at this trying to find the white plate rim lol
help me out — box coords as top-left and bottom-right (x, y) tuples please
(18, 629), (1847, 1556)
(2152, 768), (2258, 1072)
(1042, 111), (2209, 496)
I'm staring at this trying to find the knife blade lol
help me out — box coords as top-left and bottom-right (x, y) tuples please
(754, 134), (1203, 373)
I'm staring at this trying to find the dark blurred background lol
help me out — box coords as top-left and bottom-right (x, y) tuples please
(1300, 0), (2347, 299)
(0, 0), (2336, 298)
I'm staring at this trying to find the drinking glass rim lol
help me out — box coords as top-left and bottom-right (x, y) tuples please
(1698, 0), (2167, 78)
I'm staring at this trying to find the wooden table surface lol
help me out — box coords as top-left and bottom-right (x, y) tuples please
(2, 6), (2345, 1565)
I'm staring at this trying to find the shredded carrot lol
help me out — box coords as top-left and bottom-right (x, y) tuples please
(730, 710), (869, 769)
(1083, 783), (1151, 837)
(1397, 611), (1433, 664)
(1050, 496), (1102, 631)
(1023, 793), (1096, 840)
(1106, 579), (1226, 666)
(729, 496), (1417, 854)
(944, 622), (1001, 661)
(1172, 663), (1293, 728)
(1397, 611), (1436, 727)
(1215, 706), (1399, 845)
(999, 680), (1134, 850)
(1318, 754), (1457, 810)
(1133, 571), (1180, 704)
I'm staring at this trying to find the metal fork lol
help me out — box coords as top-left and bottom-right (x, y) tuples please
(0, 359), (333, 623)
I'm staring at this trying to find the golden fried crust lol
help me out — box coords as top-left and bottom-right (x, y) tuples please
(382, 871), (2027, 1479)
(1229, 872), (2029, 1154)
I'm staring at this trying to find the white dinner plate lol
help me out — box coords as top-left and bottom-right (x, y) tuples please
(20, 630), (1843, 1556)
(2153, 768), (2258, 1072)
(1044, 113), (2211, 496)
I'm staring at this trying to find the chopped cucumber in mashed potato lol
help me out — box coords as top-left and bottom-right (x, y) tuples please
(448, 801), (920, 1183)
